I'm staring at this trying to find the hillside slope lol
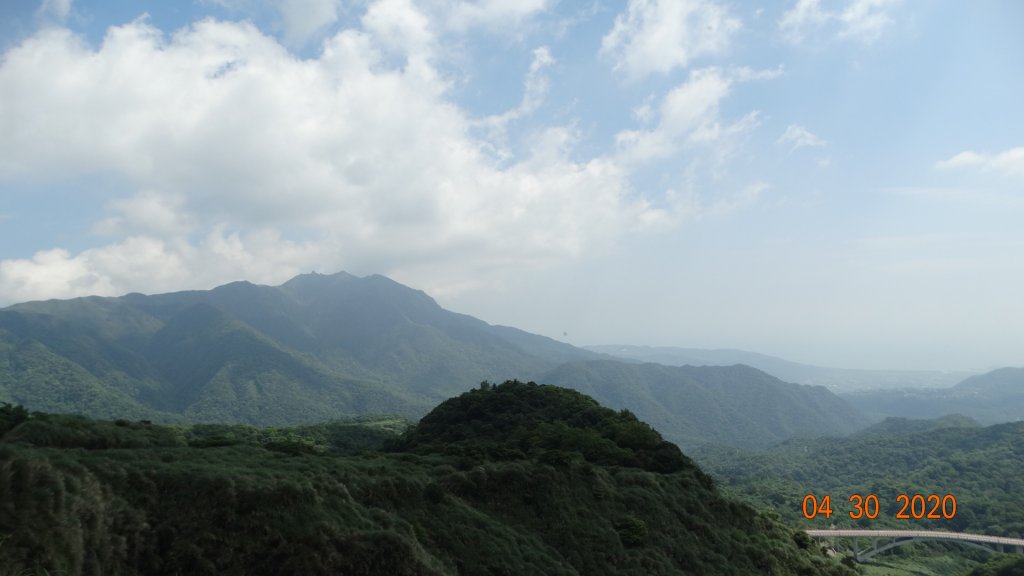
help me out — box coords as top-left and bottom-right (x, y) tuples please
(540, 360), (867, 450)
(0, 387), (856, 576)
(697, 416), (1024, 537)
(0, 272), (596, 423)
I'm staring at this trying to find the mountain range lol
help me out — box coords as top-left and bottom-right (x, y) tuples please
(841, 367), (1024, 424)
(586, 344), (973, 392)
(0, 271), (864, 449)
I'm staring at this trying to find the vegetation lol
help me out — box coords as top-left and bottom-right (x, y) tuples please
(0, 272), (864, 451)
(539, 360), (866, 450)
(966, 555), (1024, 576)
(696, 417), (1024, 536)
(0, 385), (856, 576)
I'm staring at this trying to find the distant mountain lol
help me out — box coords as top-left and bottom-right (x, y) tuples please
(953, 367), (1024, 394)
(539, 360), (867, 450)
(0, 272), (866, 448)
(0, 272), (594, 424)
(852, 414), (980, 438)
(586, 345), (972, 392)
(841, 367), (1024, 424)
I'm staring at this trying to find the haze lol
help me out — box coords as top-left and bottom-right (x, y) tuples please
(1, 0), (1022, 372)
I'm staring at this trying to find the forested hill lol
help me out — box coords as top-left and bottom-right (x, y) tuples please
(0, 384), (857, 576)
(696, 416), (1024, 537)
(540, 360), (867, 450)
(0, 271), (865, 448)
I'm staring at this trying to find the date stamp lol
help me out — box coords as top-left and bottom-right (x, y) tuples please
(802, 493), (957, 520)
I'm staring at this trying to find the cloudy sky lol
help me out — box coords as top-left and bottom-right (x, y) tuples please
(1, 0), (1022, 371)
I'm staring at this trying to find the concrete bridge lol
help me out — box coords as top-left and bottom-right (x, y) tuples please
(806, 529), (1024, 563)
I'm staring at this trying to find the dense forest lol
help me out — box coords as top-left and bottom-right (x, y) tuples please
(0, 383), (857, 576)
(696, 416), (1024, 537)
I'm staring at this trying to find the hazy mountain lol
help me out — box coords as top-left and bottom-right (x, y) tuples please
(851, 414), (980, 438)
(841, 367), (1024, 424)
(539, 360), (867, 450)
(953, 367), (1024, 394)
(586, 345), (973, 392)
(0, 271), (865, 447)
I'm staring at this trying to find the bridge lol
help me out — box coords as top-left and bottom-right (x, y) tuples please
(806, 529), (1024, 563)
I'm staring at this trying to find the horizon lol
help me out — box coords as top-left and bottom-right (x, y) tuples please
(0, 268), (1007, 374)
(2, 1), (1022, 372)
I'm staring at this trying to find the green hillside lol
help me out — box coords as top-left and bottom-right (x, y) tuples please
(540, 360), (867, 450)
(0, 272), (865, 448)
(696, 417), (1024, 537)
(0, 272), (593, 424)
(0, 386), (856, 576)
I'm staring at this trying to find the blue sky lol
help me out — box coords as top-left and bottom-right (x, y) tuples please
(1, 0), (1022, 371)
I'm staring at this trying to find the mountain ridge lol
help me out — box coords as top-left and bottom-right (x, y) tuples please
(586, 344), (974, 392)
(0, 271), (866, 448)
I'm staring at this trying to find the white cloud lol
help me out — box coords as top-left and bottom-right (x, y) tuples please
(0, 232), (320, 305)
(441, 0), (550, 33)
(838, 0), (897, 43)
(93, 191), (193, 237)
(935, 148), (1024, 179)
(601, 0), (740, 79)
(614, 67), (756, 165)
(779, 0), (897, 44)
(0, 17), (667, 304)
(36, 0), (73, 22)
(277, 0), (343, 46)
(778, 0), (828, 43)
(362, 0), (434, 61)
(777, 124), (826, 152)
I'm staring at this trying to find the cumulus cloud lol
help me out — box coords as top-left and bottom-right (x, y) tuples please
(777, 124), (826, 152)
(362, 0), (434, 60)
(0, 14), (667, 304)
(779, 0), (897, 44)
(601, 0), (740, 79)
(936, 148), (1024, 179)
(277, 0), (343, 46)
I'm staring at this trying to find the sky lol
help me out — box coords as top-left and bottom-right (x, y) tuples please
(1, 0), (1022, 371)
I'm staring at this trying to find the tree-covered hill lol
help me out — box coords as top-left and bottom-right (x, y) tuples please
(695, 416), (1024, 537)
(0, 388), (857, 576)
(0, 271), (866, 448)
(540, 360), (867, 450)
